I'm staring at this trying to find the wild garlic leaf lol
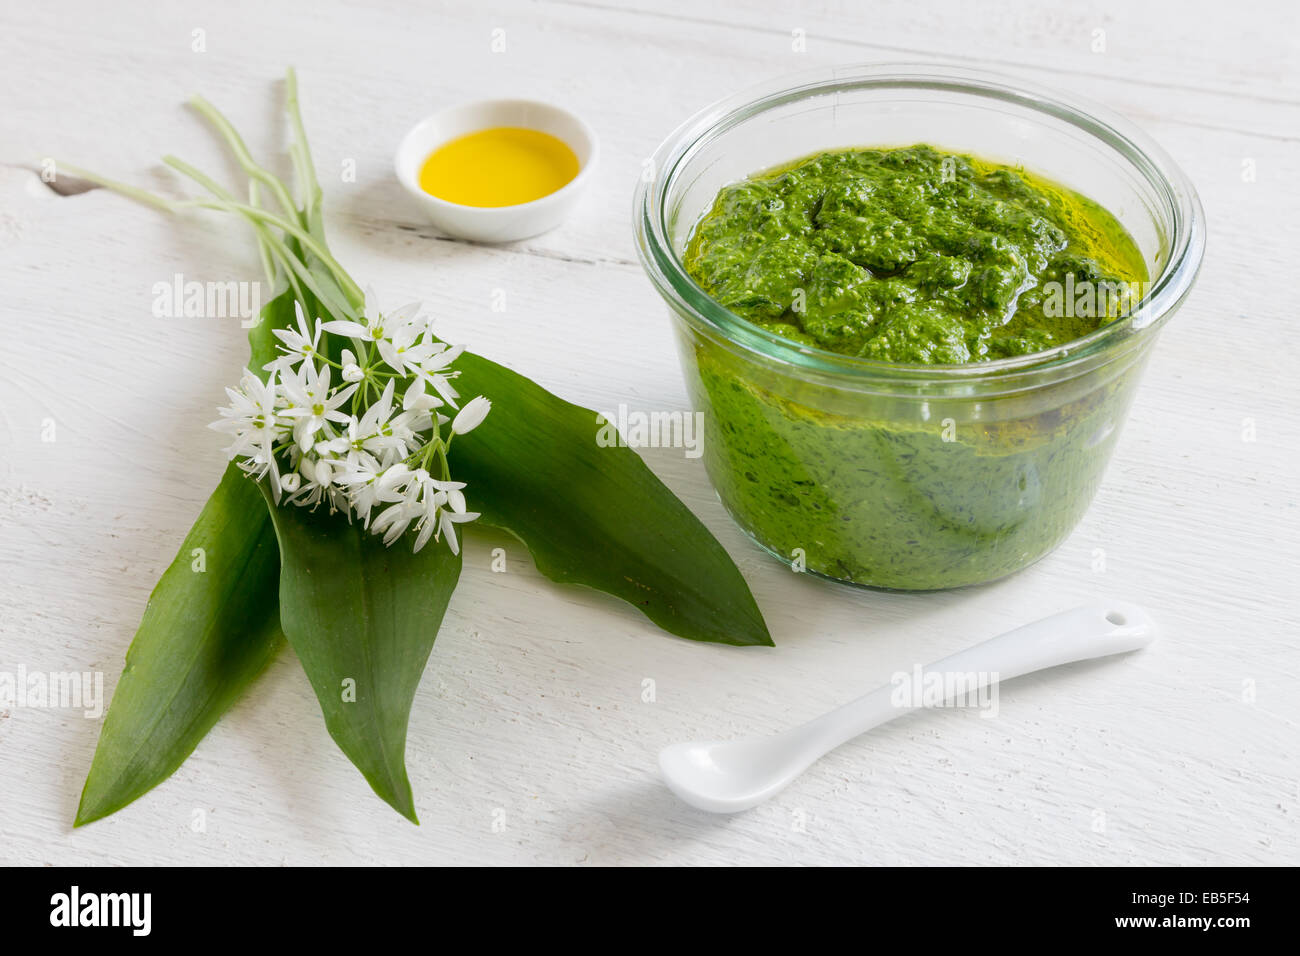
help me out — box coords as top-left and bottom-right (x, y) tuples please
(75, 463), (285, 826)
(453, 351), (773, 648)
(259, 483), (461, 823)
(75, 287), (300, 826)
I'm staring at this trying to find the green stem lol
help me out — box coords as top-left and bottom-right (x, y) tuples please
(177, 197), (364, 306)
(285, 67), (321, 218)
(163, 156), (319, 312)
(54, 163), (177, 211)
(192, 74), (365, 316)
(249, 182), (281, 292)
(188, 94), (300, 221)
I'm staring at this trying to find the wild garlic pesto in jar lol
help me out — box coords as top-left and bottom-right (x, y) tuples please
(636, 67), (1205, 593)
(685, 145), (1147, 363)
(678, 145), (1151, 589)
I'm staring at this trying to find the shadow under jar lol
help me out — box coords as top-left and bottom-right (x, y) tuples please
(635, 64), (1204, 590)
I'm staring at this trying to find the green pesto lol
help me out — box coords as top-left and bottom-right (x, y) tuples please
(684, 145), (1147, 364)
(677, 146), (1153, 589)
(682, 348), (1147, 589)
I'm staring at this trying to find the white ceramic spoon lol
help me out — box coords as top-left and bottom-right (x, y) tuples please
(659, 601), (1156, 813)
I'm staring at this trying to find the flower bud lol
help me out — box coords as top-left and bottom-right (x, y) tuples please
(313, 457), (334, 487)
(451, 396), (491, 435)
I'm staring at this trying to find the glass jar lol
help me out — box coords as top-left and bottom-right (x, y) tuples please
(634, 64), (1204, 590)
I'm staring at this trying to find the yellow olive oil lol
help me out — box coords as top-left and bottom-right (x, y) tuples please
(418, 127), (579, 207)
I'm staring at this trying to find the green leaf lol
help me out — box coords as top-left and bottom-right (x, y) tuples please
(259, 485), (462, 823)
(75, 287), (295, 826)
(75, 464), (284, 826)
(453, 351), (773, 648)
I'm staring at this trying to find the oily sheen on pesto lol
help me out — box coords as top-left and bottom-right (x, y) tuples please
(684, 145), (1146, 363)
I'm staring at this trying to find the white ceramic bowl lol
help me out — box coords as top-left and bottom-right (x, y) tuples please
(394, 99), (597, 243)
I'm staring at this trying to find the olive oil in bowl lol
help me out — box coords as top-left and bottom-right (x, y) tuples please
(418, 127), (579, 208)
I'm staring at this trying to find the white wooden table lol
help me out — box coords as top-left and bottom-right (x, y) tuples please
(1, 0), (1296, 866)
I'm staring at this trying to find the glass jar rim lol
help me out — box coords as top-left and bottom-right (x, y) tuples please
(634, 62), (1206, 383)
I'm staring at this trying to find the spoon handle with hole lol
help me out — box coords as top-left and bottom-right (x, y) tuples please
(799, 601), (1158, 756)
